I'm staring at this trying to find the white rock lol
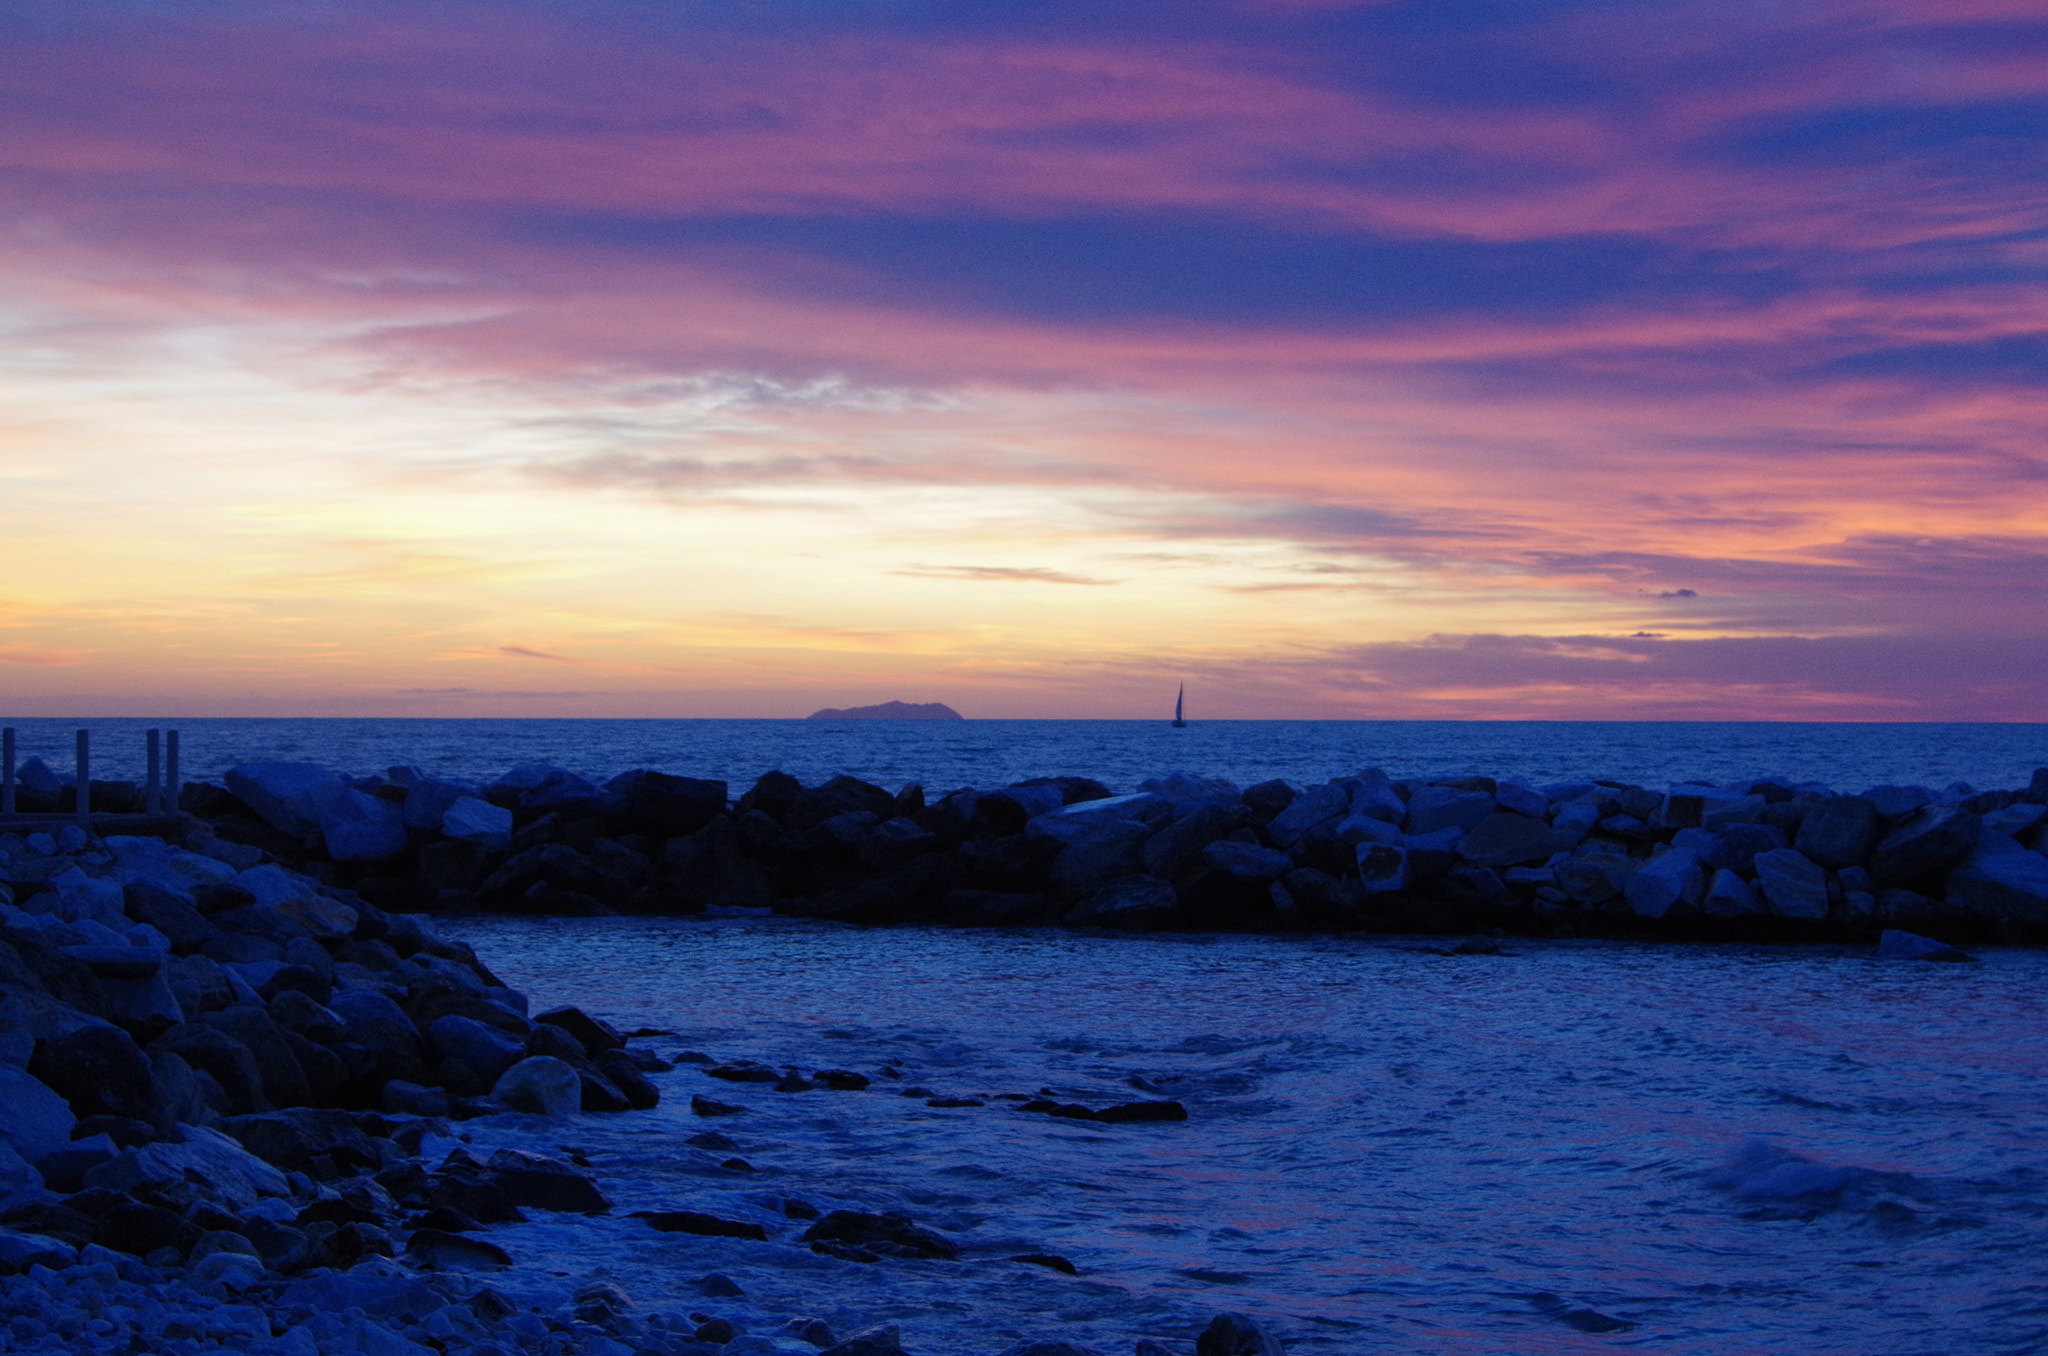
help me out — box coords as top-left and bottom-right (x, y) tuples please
(492, 1056), (582, 1116)
(441, 796), (513, 848)
(225, 762), (346, 838)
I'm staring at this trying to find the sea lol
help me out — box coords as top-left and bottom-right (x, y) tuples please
(2, 716), (2045, 795)
(15, 717), (2048, 1353)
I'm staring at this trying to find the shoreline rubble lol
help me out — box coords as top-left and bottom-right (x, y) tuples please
(0, 786), (1281, 1356)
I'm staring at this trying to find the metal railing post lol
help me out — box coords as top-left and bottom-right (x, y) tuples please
(74, 728), (90, 829)
(165, 729), (181, 814)
(146, 729), (162, 813)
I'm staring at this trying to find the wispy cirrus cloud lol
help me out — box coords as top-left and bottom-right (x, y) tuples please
(1, 0), (2044, 714)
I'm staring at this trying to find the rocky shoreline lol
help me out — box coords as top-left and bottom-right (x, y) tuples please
(40, 754), (2045, 946)
(0, 816), (1276, 1356)
(1, 753), (2035, 1353)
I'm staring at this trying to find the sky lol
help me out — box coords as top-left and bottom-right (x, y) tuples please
(2, 0), (2045, 720)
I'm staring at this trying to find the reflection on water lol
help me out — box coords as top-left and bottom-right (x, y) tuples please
(438, 916), (2048, 1355)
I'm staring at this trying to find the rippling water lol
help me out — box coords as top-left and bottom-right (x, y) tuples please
(436, 916), (2048, 1356)
(6, 717), (2046, 792)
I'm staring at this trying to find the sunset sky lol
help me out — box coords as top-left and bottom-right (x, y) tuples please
(3, 0), (2045, 719)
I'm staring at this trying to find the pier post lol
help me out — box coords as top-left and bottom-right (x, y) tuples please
(74, 728), (90, 828)
(146, 728), (162, 813)
(1, 728), (12, 815)
(165, 729), (181, 814)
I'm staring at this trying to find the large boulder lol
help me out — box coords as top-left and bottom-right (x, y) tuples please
(1457, 813), (1579, 868)
(1752, 849), (1830, 919)
(1626, 848), (1703, 918)
(1201, 841), (1293, 883)
(1264, 784), (1348, 848)
(0, 1064), (77, 1163)
(1041, 818), (1154, 895)
(604, 770), (728, 834)
(1554, 852), (1638, 905)
(1703, 869), (1765, 918)
(1196, 1312), (1286, 1356)
(441, 797), (513, 849)
(1404, 787), (1496, 836)
(427, 1015), (526, 1088)
(492, 1056), (582, 1116)
(223, 762), (345, 839)
(1946, 839), (2048, 922)
(1795, 796), (1881, 868)
(29, 1025), (158, 1124)
(1870, 806), (1981, 888)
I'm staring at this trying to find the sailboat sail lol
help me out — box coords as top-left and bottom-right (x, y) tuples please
(1172, 683), (1186, 727)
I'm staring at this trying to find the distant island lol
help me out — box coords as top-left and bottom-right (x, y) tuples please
(806, 700), (964, 720)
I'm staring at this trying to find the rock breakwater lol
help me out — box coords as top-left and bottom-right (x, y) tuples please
(68, 757), (2048, 946)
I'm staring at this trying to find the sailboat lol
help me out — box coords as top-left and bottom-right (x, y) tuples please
(1171, 683), (1187, 728)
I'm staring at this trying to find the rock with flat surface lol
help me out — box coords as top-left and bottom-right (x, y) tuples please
(1795, 795), (1881, 868)
(1946, 839), (2048, 922)
(1457, 812), (1580, 868)
(1626, 848), (1703, 918)
(1880, 929), (1976, 962)
(1871, 806), (1981, 887)
(1703, 869), (1765, 917)
(1752, 848), (1829, 919)
(441, 796), (513, 848)
(0, 1064), (76, 1163)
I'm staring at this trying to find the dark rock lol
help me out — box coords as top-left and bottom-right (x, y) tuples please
(0, 928), (111, 1018)
(1197, 1311), (1285, 1355)
(803, 1208), (959, 1260)
(692, 1094), (745, 1116)
(405, 1227), (511, 1270)
(813, 1069), (870, 1090)
(1404, 787), (1495, 836)
(1241, 779), (1296, 820)
(1870, 806), (1981, 887)
(818, 1324), (908, 1356)
(1946, 841), (2048, 922)
(30, 1025), (157, 1125)
(150, 1023), (270, 1115)
(706, 1062), (781, 1083)
(696, 1317), (738, 1344)
(121, 882), (221, 953)
(636, 1210), (768, 1241)
(328, 990), (427, 1084)
(1456, 813), (1580, 868)
(425, 1168), (526, 1225)
(426, 1015), (525, 1090)
(221, 1109), (387, 1174)
(1097, 1100), (1188, 1123)
(1794, 796), (1881, 869)
(686, 1132), (739, 1151)
(201, 1004), (310, 1108)
(1880, 930), (1977, 962)
(696, 1272), (746, 1297)
(1200, 841), (1293, 882)
(1064, 875), (1179, 930)
(605, 769), (728, 834)
(594, 1049), (660, 1109)
(1698, 822), (1788, 874)
(1265, 784), (1348, 847)
(486, 1148), (610, 1213)
(1007, 1252), (1080, 1275)
(535, 1005), (626, 1056)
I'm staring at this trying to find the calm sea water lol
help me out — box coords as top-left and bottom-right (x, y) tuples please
(3, 717), (2045, 793)
(436, 916), (2048, 1356)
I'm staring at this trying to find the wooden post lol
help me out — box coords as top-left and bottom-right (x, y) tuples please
(75, 728), (90, 829)
(1, 728), (13, 815)
(165, 729), (181, 815)
(146, 728), (162, 814)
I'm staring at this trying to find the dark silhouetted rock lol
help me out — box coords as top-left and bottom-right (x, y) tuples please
(1457, 813), (1580, 868)
(1197, 1311), (1285, 1355)
(635, 1209), (768, 1240)
(1870, 806), (1981, 887)
(803, 1209), (959, 1260)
